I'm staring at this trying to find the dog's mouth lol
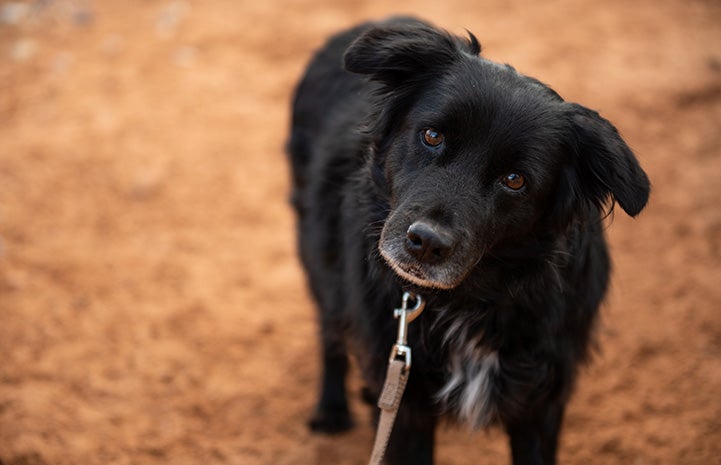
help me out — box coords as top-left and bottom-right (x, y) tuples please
(378, 226), (476, 290)
(380, 252), (462, 289)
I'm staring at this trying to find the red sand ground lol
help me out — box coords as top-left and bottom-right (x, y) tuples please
(1, 1), (720, 464)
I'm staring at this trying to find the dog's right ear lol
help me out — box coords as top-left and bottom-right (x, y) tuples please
(565, 104), (651, 218)
(344, 19), (470, 86)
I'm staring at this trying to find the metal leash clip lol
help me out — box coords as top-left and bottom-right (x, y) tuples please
(389, 292), (425, 371)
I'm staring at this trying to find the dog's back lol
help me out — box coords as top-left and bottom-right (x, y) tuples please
(288, 22), (370, 212)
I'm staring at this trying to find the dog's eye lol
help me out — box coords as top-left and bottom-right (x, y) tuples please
(422, 128), (444, 148)
(502, 173), (526, 190)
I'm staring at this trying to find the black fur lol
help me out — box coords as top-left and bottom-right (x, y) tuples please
(288, 17), (650, 465)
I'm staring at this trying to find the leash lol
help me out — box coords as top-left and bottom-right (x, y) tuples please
(368, 292), (425, 465)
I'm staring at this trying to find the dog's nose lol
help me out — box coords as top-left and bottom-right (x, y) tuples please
(405, 221), (455, 263)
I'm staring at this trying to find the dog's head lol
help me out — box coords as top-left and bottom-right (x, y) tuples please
(344, 19), (650, 290)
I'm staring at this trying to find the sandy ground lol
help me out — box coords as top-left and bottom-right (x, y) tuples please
(1, 0), (720, 464)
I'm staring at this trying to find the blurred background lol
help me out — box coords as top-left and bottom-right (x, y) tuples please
(0, 1), (719, 464)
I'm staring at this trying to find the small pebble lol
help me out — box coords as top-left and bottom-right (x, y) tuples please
(0, 2), (30, 25)
(172, 46), (196, 68)
(52, 51), (74, 74)
(100, 35), (125, 56)
(10, 39), (36, 62)
(155, 1), (190, 39)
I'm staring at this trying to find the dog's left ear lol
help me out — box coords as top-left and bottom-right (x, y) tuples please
(566, 103), (650, 217)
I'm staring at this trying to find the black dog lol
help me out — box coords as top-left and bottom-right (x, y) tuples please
(288, 17), (649, 465)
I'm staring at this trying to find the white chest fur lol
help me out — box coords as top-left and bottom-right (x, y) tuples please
(435, 323), (500, 428)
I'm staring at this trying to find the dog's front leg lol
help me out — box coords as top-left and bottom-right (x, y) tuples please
(383, 401), (437, 465)
(308, 324), (353, 433)
(505, 402), (565, 465)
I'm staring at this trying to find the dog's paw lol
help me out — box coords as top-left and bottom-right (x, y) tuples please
(308, 405), (354, 434)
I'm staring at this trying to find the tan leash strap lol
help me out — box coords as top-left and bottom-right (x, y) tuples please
(368, 359), (409, 465)
(367, 292), (425, 465)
